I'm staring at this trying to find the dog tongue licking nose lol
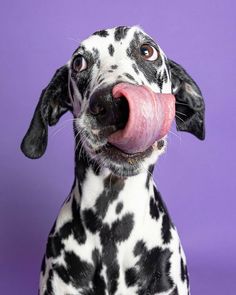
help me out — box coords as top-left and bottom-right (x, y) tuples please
(108, 83), (175, 154)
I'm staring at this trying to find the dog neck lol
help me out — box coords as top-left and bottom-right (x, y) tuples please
(71, 148), (155, 217)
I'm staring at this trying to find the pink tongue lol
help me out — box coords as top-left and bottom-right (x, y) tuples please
(108, 83), (175, 154)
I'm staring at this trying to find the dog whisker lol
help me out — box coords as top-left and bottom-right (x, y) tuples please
(140, 162), (154, 183)
(67, 36), (81, 43)
(175, 114), (185, 123)
(176, 111), (188, 117)
(52, 118), (76, 138)
(169, 130), (182, 143)
(175, 101), (189, 106)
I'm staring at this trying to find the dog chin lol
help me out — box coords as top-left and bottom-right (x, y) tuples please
(84, 140), (155, 177)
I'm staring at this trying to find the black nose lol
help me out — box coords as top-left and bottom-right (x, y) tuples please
(89, 87), (129, 130)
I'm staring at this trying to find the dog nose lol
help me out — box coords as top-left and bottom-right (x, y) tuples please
(89, 87), (129, 130)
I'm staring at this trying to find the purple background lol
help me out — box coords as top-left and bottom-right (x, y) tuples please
(1, 0), (236, 294)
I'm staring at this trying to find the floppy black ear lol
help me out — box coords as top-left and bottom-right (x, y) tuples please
(21, 65), (71, 159)
(168, 59), (205, 140)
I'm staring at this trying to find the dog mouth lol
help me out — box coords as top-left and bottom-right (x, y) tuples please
(87, 139), (155, 176)
(95, 142), (153, 160)
(82, 126), (153, 165)
(79, 128), (154, 170)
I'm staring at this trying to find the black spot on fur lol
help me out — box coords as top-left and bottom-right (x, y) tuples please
(134, 240), (146, 256)
(125, 267), (138, 287)
(41, 255), (46, 275)
(98, 77), (105, 84)
(124, 73), (135, 81)
(93, 30), (109, 37)
(45, 199), (86, 259)
(100, 224), (119, 294)
(132, 63), (139, 74)
(71, 198), (87, 243)
(163, 69), (168, 83)
(149, 197), (160, 220)
(45, 269), (53, 295)
(108, 261), (119, 294)
(74, 144), (103, 191)
(111, 65), (118, 69)
(97, 74), (105, 84)
(54, 264), (70, 284)
(154, 188), (173, 241)
(116, 202), (123, 214)
(59, 222), (74, 240)
(146, 164), (154, 189)
(157, 139), (165, 150)
(114, 26), (129, 41)
(46, 234), (64, 258)
(111, 213), (134, 242)
(92, 48), (100, 69)
(83, 209), (102, 233)
(108, 70), (113, 73)
(186, 265), (190, 288)
(95, 175), (125, 218)
(180, 257), (189, 288)
(162, 214), (172, 244)
(100, 223), (111, 246)
(59, 251), (94, 288)
(92, 47), (99, 56)
(92, 249), (106, 294)
(134, 241), (174, 294)
(154, 187), (168, 214)
(99, 213), (134, 294)
(179, 244), (181, 253)
(108, 44), (115, 56)
(100, 214), (134, 244)
(180, 258), (186, 282)
(157, 72), (163, 91)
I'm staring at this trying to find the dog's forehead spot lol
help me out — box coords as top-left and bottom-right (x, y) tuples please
(108, 44), (115, 56)
(93, 29), (109, 37)
(80, 26), (146, 55)
(114, 26), (130, 41)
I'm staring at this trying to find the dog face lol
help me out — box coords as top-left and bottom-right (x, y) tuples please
(21, 26), (205, 177)
(71, 26), (173, 176)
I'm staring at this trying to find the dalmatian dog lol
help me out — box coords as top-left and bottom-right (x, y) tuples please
(21, 26), (205, 295)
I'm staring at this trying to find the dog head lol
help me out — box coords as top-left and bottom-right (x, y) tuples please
(21, 26), (205, 177)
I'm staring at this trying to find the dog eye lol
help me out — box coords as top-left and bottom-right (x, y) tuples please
(72, 55), (87, 72)
(140, 44), (158, 61)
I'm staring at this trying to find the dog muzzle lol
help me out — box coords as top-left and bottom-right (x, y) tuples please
(108, 83), (175, 154)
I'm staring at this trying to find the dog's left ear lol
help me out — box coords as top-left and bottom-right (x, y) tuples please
(21, 65), (71, 159)
(168, 59), (205, 140)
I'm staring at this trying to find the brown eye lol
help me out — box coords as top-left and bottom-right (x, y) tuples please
(140, 44), (158, 61)
(72, 55), (87, 72)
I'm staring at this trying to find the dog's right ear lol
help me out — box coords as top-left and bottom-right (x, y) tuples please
(168, 59), (205, 140)
(21, 65), (71, 159)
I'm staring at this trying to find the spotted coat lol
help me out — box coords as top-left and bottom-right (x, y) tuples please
(21, 26), (205, 295)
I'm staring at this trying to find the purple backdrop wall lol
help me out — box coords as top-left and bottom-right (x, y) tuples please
(1, 0), (236, 294)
